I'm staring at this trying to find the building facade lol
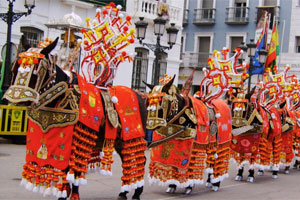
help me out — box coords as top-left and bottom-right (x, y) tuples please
(0, 0), (184, 91)
(180, 0), (297, 94)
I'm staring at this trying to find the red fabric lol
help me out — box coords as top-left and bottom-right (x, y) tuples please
(267, 106), (282, 141)
(77, 74), (104, 131)
(105, 118), (117, 139)
(295, 111), (300, 137)
(151, 131), (194, 169)
(109, 86), (144, 141)
(281, 130), (294, 160)
(26, 119), (74, 170)
(212, 99), (232, 144)
(231, 134), (260, 154)
(190, 96), (209, 144)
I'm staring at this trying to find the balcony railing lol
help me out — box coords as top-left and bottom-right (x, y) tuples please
(180, 52), (212, 69)
(193, 8), (216, 25)
(133, 0), (181, 25)
(183, 9), (189, 26)
(225, 7), (249, 24)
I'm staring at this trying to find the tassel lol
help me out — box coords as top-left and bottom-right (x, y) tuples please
(62, 190), (67, 198)
(66, 171), (75, 183)
(32, 185), (39, 193)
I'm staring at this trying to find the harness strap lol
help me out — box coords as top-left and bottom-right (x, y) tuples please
(167, 96), (190, 125)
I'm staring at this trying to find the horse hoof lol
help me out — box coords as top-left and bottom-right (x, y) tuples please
(272, 175), (278, 179)
(235, 175), (243, 181)
(211, 186), (219, 192)
(206, 182), (212, 188)
(166, 187), (176, 194)
(258, 171), (264, 176)
(70, 193), (80, 200)
(184, 188), (192, 195)
(247, 177), (254, 183)
(284, 170), (289, 174)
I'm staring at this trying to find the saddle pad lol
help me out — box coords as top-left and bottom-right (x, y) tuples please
(77, 74), (104, 131)
(26, 119), (74, 170)
(109, 86), (144, 141)
(151, 130), (194, 169)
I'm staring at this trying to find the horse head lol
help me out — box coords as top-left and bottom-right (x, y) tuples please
(3, 37), (70, 107)
(144, 75), (188, 130)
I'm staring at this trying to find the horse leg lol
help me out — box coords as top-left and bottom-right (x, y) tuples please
(257, 169), (264, 176)
(235, 167), (244, 181)
(206, 173), (213, 188)
(69, 184), (80, 200)
(293, 160), (299, 169)
(247, 169), (255, 183)
(166, 184), (177, 193)
(211, 181), (220, 192)
(132, 186), (144, 200)
(284, 166), (290, 174)
(184, 185), (193, 195)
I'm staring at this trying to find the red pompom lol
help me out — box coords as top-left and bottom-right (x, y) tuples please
(80, 28), (86, 33)
(122, 51), (127, 56)
(18, 58), (22, 65)
(126, 16), (131, 21)
(123, 26), (128, 32)
(129, 38), (135, 43)
(24, 60), (29, 65)
(103, 10), (108, 15)
(109, 2), (116, 7)
(33, 58), (39, 64)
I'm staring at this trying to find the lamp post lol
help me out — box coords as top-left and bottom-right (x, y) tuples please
(135, 16), (179, 85)
(0, 0), (35, 96)
(246, 39), (256, 93)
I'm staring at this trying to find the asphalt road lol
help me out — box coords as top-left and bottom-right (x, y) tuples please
(0, 137), (299, 200)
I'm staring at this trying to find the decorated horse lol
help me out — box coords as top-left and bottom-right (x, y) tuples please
(211, 48), (282, 181)
(4, 3), (147, 200)
(144, 58), (232, 194)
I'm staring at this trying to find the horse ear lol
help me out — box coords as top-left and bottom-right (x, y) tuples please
(40, 37), (59, 57)
(21, 35), (31, 51)
(162, 75), (176, 92)
(143, 81), (155, 90)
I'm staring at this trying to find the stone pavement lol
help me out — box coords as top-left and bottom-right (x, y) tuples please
(0, 137), (299, 200)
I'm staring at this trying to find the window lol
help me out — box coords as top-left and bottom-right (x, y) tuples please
(296, 37), (300, 53)
(235, 0), (247, 18)
(264, 0), (277, 6)
(20, 27), (44, 51)
(198, 36), (210, 68)
(230, 36), (243, 53)
(132, 48), (149, 92)
(152, 52), (167, 85)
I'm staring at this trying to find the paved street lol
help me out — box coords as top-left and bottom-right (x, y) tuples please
(0, 137), (300, 200)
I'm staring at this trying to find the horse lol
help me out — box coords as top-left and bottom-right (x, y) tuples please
(144, 75), (232, 194)
(4, 38), (147, 200)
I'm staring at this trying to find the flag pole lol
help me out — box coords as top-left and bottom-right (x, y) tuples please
(278, 19), (285, 70)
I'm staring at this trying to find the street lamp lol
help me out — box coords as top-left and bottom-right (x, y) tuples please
(246, 39), (256, 93)
(258, 48), (268, 64)
(135, 16), (179, 85)
(0, 0), (35, 99)
(238, 41), (248, 65)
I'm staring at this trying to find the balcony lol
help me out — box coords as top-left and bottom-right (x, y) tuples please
(256, 6), (280, 24)
(193, 8), (216, 25)
(133, 0), (181, 25)
(180, 52), (212, 69)
(225, 7), (249, 24)
(183, 9), (189, 26)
